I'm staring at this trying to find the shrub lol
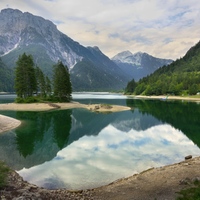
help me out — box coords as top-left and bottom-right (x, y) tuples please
(0, 161), (10, 188)
(176, 180), (200, 200)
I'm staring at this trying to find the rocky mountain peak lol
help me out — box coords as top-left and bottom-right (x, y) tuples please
(112, 50), (133, 61)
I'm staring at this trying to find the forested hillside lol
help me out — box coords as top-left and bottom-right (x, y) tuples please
(0, 58), (14, 92)
(125, 41), (200, 95)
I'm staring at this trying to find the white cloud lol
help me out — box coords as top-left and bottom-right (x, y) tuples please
(0, 0), (200, 59)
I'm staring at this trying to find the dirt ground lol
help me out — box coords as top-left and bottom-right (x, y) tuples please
(91, 156), (200, 200)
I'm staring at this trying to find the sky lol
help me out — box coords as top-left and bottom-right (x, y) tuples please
(0, 0), (200, 60)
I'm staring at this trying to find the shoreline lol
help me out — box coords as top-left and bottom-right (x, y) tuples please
(133, 94), (200, 102)
(1, 156), (200, 199)
(0, 102), (131, 112)
(0, 114), (21, 134)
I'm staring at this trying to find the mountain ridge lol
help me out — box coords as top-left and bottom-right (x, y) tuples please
(0, 8), (129, 91)
(112, 51), (173, 81)
(0, 8), (174, 92)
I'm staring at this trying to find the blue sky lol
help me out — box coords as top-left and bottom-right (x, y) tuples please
(0, 0), (200, 59)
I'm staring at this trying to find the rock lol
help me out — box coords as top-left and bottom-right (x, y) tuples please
(94, 105), (100, 110)
(179, 177), (191, 185)
(185, 155), (192, 160)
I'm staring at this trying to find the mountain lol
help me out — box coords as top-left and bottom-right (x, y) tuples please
(127, 41), (200, 95)
(112, 51), (173, 81)
(0, 8), (128, 91)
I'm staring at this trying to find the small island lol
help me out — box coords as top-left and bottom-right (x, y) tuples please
(0, 102), (130, 134)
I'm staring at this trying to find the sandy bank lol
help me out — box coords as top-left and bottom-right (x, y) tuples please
(0, 114), (21, 134)
(0, 102), (131, 112)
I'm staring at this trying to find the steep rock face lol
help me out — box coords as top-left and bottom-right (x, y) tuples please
(112, 51), (173, 81)
(0, 8), (127, 91)
(0, 8), (82, 69)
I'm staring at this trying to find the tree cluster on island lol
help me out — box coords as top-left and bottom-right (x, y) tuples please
(15, 53), (72, 103)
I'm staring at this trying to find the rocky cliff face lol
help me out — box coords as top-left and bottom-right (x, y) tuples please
(0, 8), (82, 68)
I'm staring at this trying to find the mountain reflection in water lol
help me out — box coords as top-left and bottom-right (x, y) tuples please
(0, 96), (200, 189)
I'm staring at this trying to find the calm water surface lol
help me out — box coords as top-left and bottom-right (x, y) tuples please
(0, 93), (200, 190)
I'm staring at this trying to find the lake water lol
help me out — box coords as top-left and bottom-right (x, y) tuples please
(0, 93), (200, 190)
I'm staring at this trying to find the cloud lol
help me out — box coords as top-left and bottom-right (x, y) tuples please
(0, 0), (200, 59)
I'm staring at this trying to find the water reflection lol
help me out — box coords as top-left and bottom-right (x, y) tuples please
(18, 123), (200, 190)
(126, 99), (200, 148)
(0, 110), (71, 170)
(0, 97), (200, 190)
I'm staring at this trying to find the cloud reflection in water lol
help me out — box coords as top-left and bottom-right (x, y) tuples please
(18, 123), (200, 190)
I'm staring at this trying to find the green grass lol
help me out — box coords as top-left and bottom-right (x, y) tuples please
(176, 180), (200, 200)
(0, 161), (10, 188)
(100, 104), (113, 109)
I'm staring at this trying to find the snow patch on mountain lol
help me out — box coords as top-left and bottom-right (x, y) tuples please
(2, 37), (21, 56)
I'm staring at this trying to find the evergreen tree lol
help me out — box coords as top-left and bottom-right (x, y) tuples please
(125, 79), (137, 94)
(15, 53), (37, 98)
(53, 61), (72, 102)
(35, 66), (46, 97)
(45, 76), (52, 97)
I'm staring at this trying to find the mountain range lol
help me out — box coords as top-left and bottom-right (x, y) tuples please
(0, 8), (173, 92)
(112, 51), (173, 81)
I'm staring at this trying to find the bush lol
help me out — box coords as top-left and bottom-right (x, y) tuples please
(0, 161), (10, 188)
(177, 180), (200, 200)
(24, 96), (38, 103)
(15, 96), (39, 103)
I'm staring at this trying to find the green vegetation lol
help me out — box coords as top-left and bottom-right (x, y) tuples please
(0, 58), (14, 92)
(0, 161), (10, 188)
(125, 41), (200, 96)
(14, 53), (72, 103)
(177, 180), (200, 200)
(100, 104), (113, 109)
(15, 53), (37, 98)
(53, 61), (72, 102)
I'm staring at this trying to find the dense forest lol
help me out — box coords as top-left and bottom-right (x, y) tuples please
(125, 41), (200, 96)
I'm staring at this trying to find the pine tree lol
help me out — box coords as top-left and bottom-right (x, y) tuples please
(45, 76), (52, 97)
(53, 61), (72, 102)
(35, 66), (46, 98)
(15, 53), (37, 98)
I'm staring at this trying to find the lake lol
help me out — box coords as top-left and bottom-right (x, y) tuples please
(0, 93), (200, 190)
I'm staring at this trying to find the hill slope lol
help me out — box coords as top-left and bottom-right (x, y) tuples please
(126, 41), (200, 95)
